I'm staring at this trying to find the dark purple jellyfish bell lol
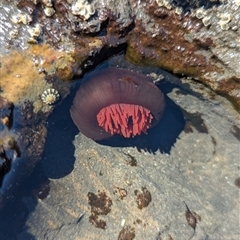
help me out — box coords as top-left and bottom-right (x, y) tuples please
(70, 67), (165, 140)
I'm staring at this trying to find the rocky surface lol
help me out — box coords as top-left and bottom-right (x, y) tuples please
(1, 0), (239, 194)
(0, 0), (240, 109)
(0, 0), (239, 239)
(127, 0), (240, 108)
(13, 62), (240, 240)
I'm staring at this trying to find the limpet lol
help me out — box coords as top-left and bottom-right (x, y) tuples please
(41, 88), (60, 105)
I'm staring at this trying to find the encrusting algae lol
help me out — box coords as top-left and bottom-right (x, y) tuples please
(0, 50), (50, 107)
(0, 44), (74, 112)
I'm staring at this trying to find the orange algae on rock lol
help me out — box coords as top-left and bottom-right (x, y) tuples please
(29, 44), (75, 81)
(0, 50), (51, 107)
(0, 44), (75, 109)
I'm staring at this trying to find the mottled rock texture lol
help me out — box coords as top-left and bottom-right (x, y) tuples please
(127, 0), (240, 109)
(1, 0), (239, 108)
(15, 65), (239, 240)
(0, 0), (239, 238)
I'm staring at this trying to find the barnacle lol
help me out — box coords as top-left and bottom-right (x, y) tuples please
(71, 0), (95, 20)
(44, 7), (55, 17)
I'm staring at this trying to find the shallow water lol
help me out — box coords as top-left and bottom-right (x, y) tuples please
(0, 55), (239, 240)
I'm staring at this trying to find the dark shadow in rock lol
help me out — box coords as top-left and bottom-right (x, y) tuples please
(42, 63), (110, 179)
(0, 198), (36, 240)
(0, 161), (48, 240)
(41, 93), (79, 179)
(171, 0), (221, 12)
(0, 157), (27, 208)
(230, 125), (240, 141)
(99, 80), (185, 154)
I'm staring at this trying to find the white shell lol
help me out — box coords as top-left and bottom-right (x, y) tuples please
(28, 24), (42, 37)
(195, 8), (206, 19)
(11, 13), (32, 25)
(42, 0), (53, 7)
(71, 0), (95, 20)
(44, 6), (55, 17)
(41, 88), (60, 105)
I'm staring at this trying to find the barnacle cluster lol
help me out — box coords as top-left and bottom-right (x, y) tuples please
(27, 24), (42, 43)
(155, 0), (240, 31)
(42, 0), (55, 17)
(198, 9), (233, 29)
(192, 0), (239, 31)
(71, 0), (95, 20)
(156, 0), (240, 31)
(195, 8), (207, 19)
(155, 0), (172, 10)
(1, 3), (43, 48)
(10, 13), (32, 25)
(217, 13), (232, 30)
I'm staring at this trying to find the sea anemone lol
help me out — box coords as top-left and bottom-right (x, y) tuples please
(70, 67), (165, 140)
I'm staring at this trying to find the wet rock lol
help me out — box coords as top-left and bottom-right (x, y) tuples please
(1, 0), (239, 108)
(0, 47), (62, 109)
(0, 97), (14, 130)
(16, 66), (239, 240)
(0, 0), (239, 237)
(16, 101), (41, 127)
(0, 97), (22, 192)
(17, 123), (47, 167)
(126, 0), (240, 108)
(0, 122), (47, 209)
(134, 187), (152, 210)
(88, 190), (113, 229)
(114, 187), (128, 200)
(118, 226), (136, 240)
(0, 132), (21, 187)
(0, 98), (48, 208)
(184, 202), (201, 231)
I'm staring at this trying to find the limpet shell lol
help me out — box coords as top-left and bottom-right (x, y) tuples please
(41, 88), (60, 105)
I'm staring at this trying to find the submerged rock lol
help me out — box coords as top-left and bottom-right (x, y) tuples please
(0, 0), (239, 238)
(15, 66), (239, 240)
